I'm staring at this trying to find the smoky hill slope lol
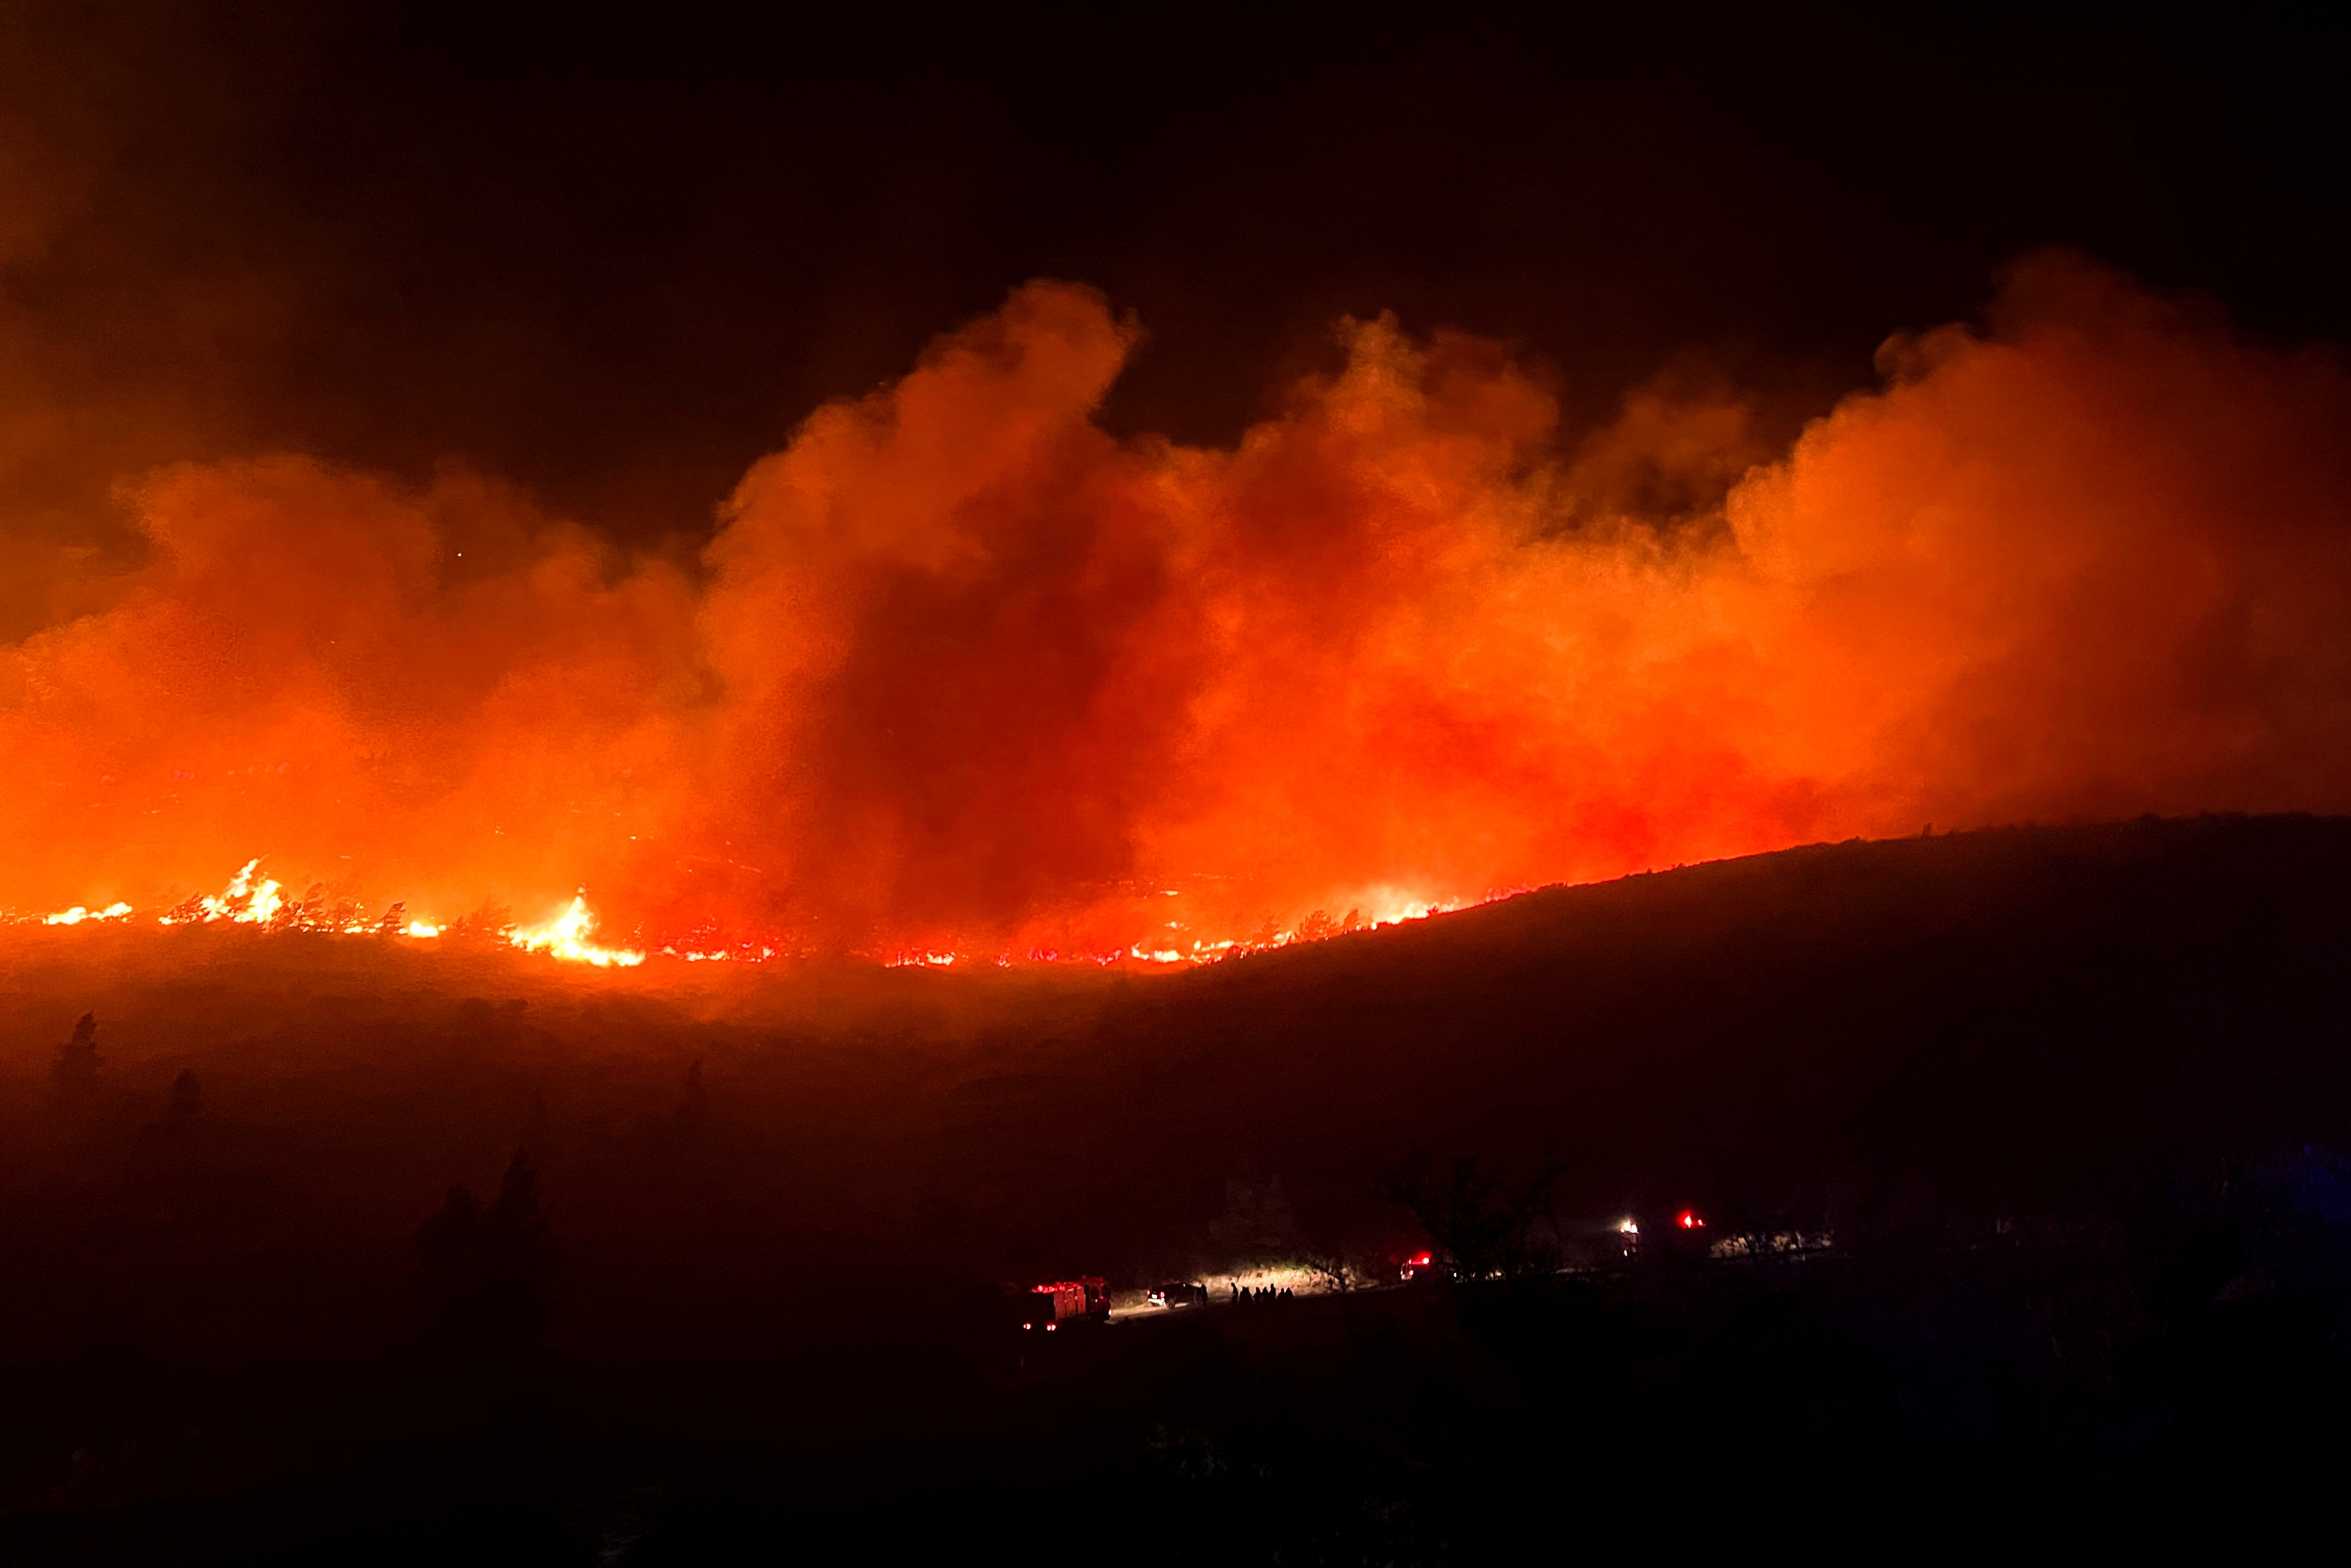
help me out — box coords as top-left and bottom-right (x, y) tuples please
(4, 814), (2350, 1371)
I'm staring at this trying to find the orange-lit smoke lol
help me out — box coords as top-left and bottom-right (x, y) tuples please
(6, 255), (2351, 957)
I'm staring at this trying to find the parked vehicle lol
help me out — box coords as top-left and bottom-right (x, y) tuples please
(1007, 1276), (1110, 1333)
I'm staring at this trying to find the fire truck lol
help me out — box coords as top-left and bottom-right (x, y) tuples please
(1008, 1277), (1110, 1334)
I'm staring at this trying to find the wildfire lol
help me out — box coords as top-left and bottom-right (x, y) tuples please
(9, 869), (659, 970)
(506, 893), (645, 968)
(4, 846), (1494, 977)
(157, 858), (283, 926)
(1138, 889), (1469, 964)
(43, 901), (134, 925)
(888, 885), (1474, 971)
(7, 264), (2349, 969)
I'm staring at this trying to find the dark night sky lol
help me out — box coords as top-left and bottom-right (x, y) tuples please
(4, 2), (2344, 547)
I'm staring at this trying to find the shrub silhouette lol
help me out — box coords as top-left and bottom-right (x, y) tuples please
(163, 1068), (201, 1125)
(414, 1149), (560, 1363)
(48, 1012), (102, 1095)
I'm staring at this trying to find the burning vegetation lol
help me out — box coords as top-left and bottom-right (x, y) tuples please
(7, 260), (2351, 968)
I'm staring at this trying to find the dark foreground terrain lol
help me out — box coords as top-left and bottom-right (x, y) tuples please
(6, 814), (2351, 1557)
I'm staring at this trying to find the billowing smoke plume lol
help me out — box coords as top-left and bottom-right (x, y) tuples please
(6, 255), (2350, 955)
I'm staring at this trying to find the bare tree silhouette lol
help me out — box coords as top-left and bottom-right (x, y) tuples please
(1295, 1245), (1363, 1296)
(1374, 1151), (1569, 1280)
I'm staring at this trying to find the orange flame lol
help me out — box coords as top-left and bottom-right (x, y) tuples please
(506, 894), (645, 969)
(43, 901), (132, 926)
